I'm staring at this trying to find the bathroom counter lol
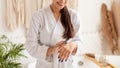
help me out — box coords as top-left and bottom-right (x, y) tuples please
(73, 55), (120, 68)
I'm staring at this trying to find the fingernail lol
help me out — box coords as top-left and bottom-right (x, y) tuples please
(59, 59), (61, 62)
(61, 60), (63, 63)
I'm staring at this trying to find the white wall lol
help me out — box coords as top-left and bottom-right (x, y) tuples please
(78, 0), (111, 32)
(0, 0), (113, 54)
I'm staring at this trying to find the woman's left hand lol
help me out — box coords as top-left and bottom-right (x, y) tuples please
(58, 42), (77, 62)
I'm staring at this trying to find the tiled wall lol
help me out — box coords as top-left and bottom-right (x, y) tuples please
(80, 31), (112, 54)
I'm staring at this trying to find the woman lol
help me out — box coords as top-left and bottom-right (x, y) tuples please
(25, 0), (81, 68)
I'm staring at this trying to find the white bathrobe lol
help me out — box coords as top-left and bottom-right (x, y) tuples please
(25, 6), (82, 68)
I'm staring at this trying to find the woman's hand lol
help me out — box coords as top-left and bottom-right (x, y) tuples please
(46, 41), (66, 57)
(58, 42), (77, 62)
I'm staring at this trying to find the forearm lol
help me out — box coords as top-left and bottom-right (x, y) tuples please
(46, 47), (53, 57)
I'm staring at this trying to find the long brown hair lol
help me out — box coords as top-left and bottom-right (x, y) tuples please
(60, 6), (75, 40)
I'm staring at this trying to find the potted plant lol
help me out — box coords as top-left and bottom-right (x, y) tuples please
(0, 35), (26, 68)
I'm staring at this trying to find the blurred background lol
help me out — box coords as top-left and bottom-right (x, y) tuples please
(0, 0), (120, 68)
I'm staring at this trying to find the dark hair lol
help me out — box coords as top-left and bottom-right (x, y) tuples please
(60, 6), (75, 40)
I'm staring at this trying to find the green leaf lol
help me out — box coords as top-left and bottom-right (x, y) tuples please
(0, 35), (27, 68)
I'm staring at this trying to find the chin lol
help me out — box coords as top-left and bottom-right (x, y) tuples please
(58, 6), (65, 10)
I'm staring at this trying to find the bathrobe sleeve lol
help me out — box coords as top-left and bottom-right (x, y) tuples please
(69, 10), (83, 55)
(25, 11), (49, 60)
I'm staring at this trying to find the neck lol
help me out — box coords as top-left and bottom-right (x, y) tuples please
(50, 4), (60, 14)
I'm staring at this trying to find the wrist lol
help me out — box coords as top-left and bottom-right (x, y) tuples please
(69, 42), (77, 54)
(46, 47), (53, 57)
